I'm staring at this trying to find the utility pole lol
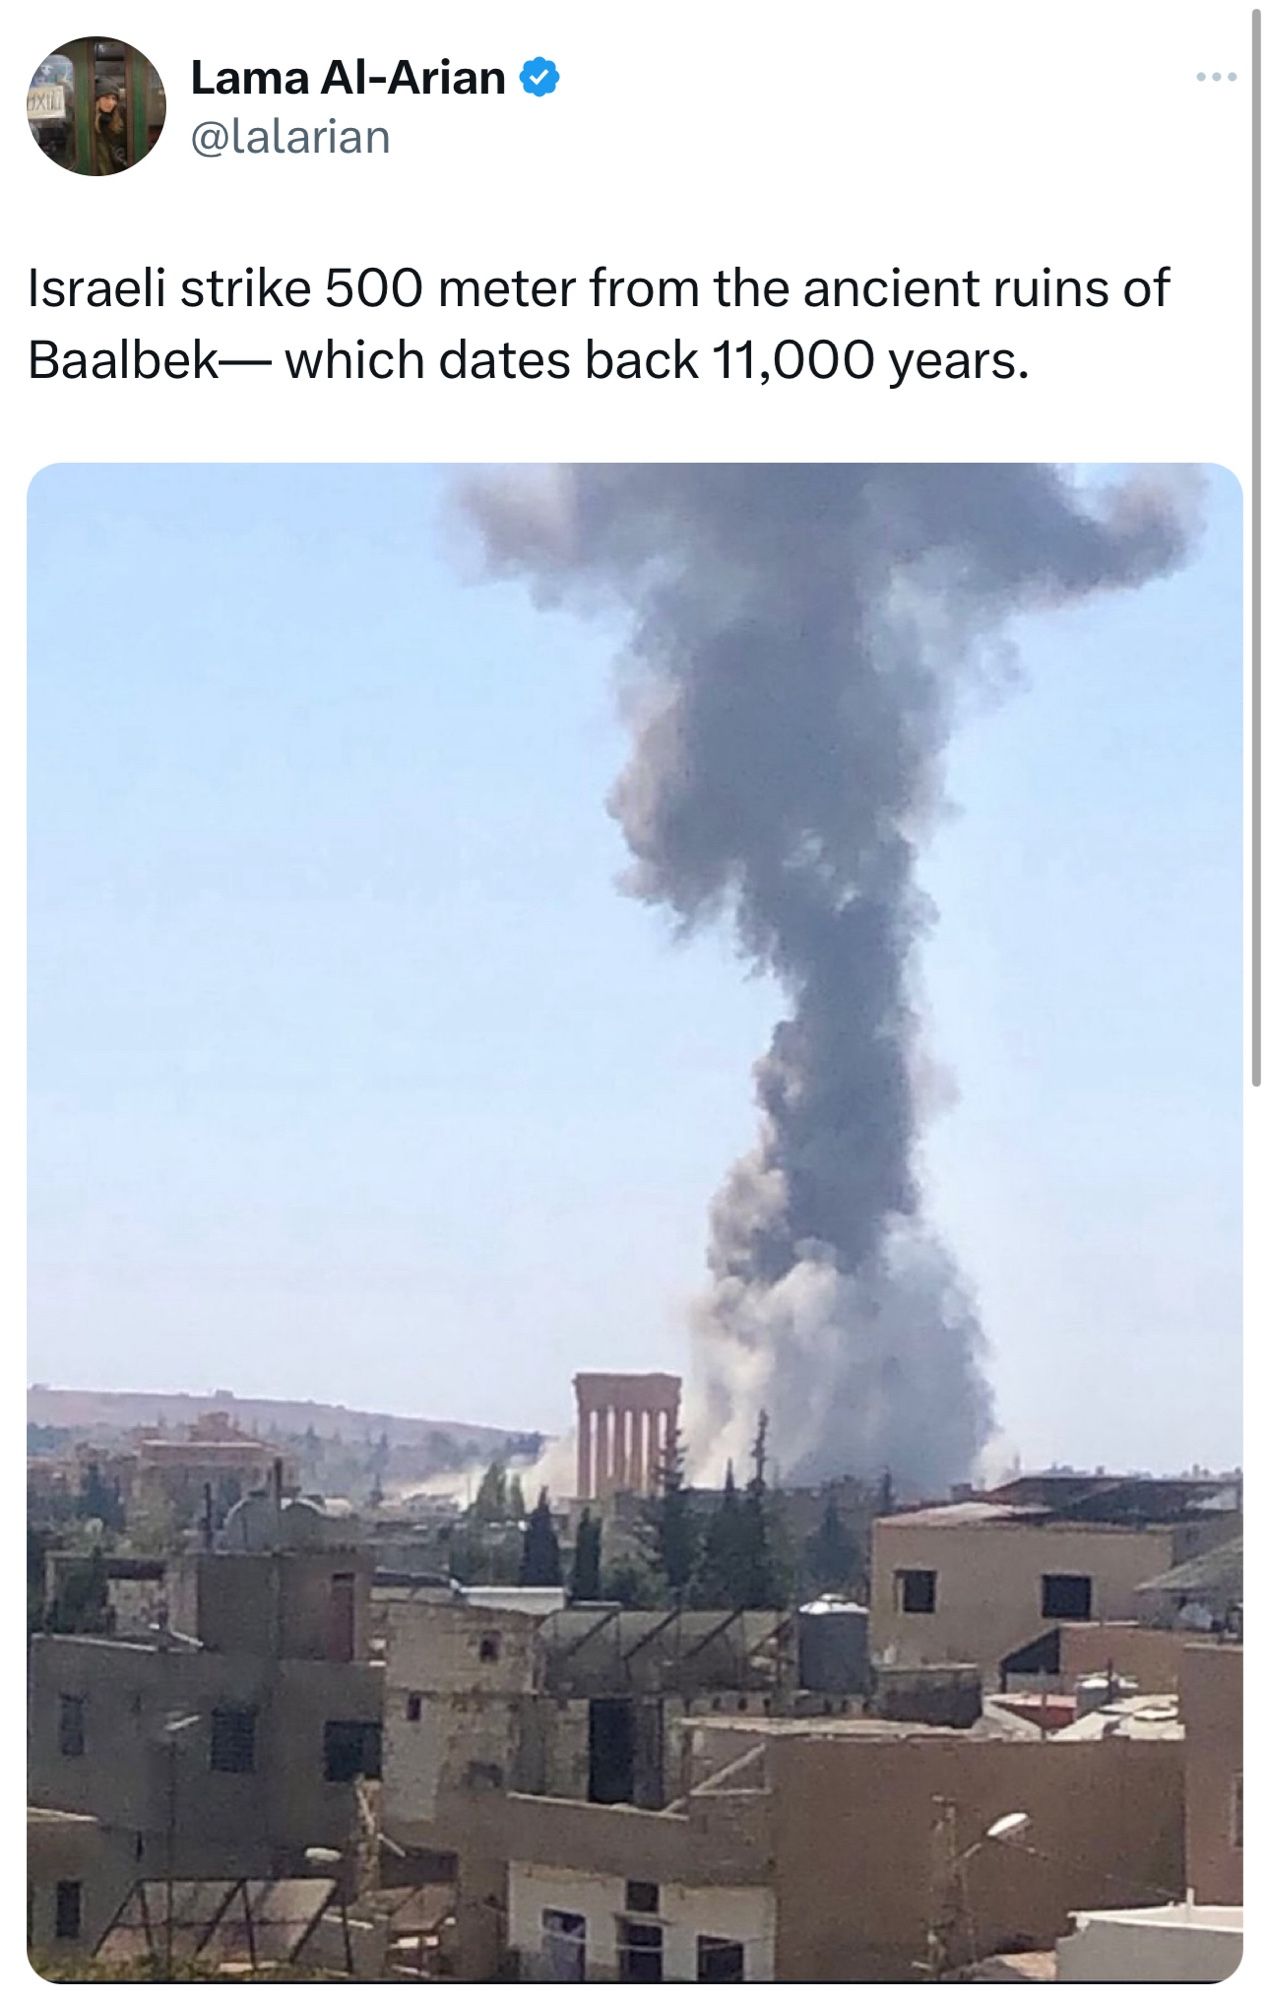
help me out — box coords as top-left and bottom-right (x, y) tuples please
(925, 1796), (961, 1980)
(160, 1713), (201, 1979)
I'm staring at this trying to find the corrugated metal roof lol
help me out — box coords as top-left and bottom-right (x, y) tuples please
(1135, 1536), (1243, 1598)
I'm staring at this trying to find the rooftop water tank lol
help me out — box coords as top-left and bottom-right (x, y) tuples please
(1075, 1671), (1139, 1720)
(797, 1597), (871, 1695)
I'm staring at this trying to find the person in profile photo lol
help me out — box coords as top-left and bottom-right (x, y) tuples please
(93, 82), (127, 175)
(27, 38), (165, 174)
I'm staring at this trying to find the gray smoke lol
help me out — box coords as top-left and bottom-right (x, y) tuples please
(461, 465), (1192, 1491)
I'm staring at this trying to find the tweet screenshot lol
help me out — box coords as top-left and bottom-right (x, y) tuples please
(13, 0), (1255, 1986)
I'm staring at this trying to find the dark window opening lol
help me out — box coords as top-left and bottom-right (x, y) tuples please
(210, 1705), (257, 1774)
(542, 1909), (586, 1981)
(626, 1881), (659, 1915)
(55, 1880), (83, 1941)
(58, 1694), (85, 1758)
(897, 1568), (937, 1614)
(588, 1697), (636, 1805)
(406, 1692), (423, 1722)
(1041, 1573), (1092, 1620)
(619, 1919), (663, 1982)
(698, 1936), (745, 1982)
(328, 1571), (356, 1664)
(478, 1633), (501, 1663)
(465, 1759), (504, 1790)
(324, 1718), (382, 1782)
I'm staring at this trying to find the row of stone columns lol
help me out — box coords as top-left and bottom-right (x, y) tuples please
(574, 1373), (682, 1501)
(577, 1404), (673, 1500)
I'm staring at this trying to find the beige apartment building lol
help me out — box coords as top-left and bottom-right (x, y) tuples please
(501, 1716), (1185, 1981)
(870, 1477), (1239, 1684)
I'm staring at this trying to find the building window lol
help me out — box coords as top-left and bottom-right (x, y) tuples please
(1232, 1772), (1243, 1849)
(406, 1692), (423, 1723)
(698, 1935), (745, 1982)
(328, 1572), (357, 1664)
(1041, 1573), (1093, 1620)
(55, 1880), (83, 1942)
(619, 1918), (664, 1982)
(210, 1706), (257, 1774)
(58, 1694), (85, 1758)
(542, 1909), (586, 1981)
(626, 1881), (660, 1915)
(479, 1633), (501, 1663)
(323, 1718), (382, 1783)
(895, 1568), (937, 1615)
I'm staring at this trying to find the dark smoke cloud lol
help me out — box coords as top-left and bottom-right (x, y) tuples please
(461, 466), (1192, 1491)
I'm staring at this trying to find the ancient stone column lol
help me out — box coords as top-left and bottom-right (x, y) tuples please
(577, 1404), (593, 1502)
(594, 1404), (610, 1497)
(646, 1408), (662, 1487)
(612, 1403), (629, 1491)
(628, 1404), (645, 1494)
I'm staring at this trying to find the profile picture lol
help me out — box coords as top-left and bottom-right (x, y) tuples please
(28, 38), (165, 175)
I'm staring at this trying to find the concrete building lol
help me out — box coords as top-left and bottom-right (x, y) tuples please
(1179, 1643), (1242, 1906)
(1057, 1619), (1236, 1696)
(27, 1807), (137, 1964)
(1055, 1903), (1242, 1982)
(501, 1716), (1185, 1981)
(574, 1373), (681, 1501)
(29, 1541), (384, 1936)
(381, 1597), (796, 1977)
(870, 1476), (1239, 1685)
(133, 1414), (289, 1527)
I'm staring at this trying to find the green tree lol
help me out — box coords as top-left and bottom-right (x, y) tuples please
(28, 1525), (52, 1633)
(694, 1462), (747, 1607)
(570, 1508), (603, 1600)
(49, 1546), (112, 1634)
(736, 1411), (785, 1610)
(507, 1472), (526, 1521)
(804, 1494), (863, 1595)
(473, 1459), (509, 1523)
(78, 1460), (125, 1532)
(601, 1555), (660, 1608)
(520, 1488), (563, 1587)
(125, 1494), (178, 1557)
(876, 1467), (896, 1516)
(641, 1424), (698, 1601)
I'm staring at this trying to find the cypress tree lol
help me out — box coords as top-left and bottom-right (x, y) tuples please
(738, 1411), (782, 1610)
(473, 1459), (509, 1523)
(570, 1508), (603, 1600)
(520, 1488), (563, 1587)
(805, 1493), (862, 1595)
(641, 1424), (699, 1602)
(694, 1462), (747, 1607)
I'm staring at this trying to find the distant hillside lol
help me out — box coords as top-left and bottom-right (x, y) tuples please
(26, 1384), (543, 1463)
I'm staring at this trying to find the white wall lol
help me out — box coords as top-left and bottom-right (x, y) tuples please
(1057, 1907), (1243, 1982)
(509, 1862), (776, 1982)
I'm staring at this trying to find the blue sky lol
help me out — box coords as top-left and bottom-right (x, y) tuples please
(27, 465), (1242, 1474)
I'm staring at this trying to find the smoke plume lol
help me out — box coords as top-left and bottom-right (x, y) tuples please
(461, 466), (1191, 1492)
